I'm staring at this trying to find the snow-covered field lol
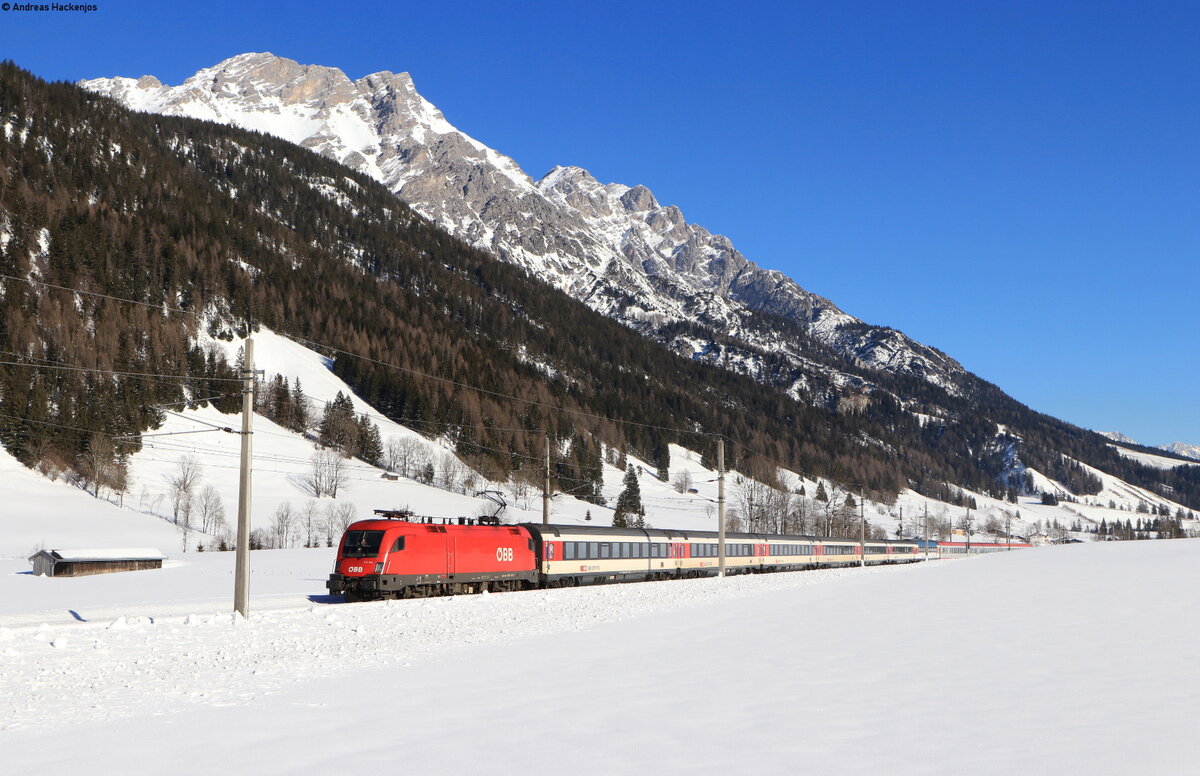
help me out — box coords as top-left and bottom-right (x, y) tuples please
(2, 539), (1197, 774)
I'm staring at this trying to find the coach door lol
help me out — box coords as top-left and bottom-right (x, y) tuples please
(446, 538), (456, 577)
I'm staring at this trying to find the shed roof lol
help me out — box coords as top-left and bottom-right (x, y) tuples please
(30, 548), (167, 562)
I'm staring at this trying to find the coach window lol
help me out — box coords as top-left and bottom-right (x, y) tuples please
(391, 537), (406, 552)
(600, 543), (611, 559)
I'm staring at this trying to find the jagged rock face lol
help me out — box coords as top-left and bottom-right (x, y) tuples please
(82, 53), (967, 398)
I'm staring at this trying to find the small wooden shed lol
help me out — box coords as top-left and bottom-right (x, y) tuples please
(28, 548), (167, 578)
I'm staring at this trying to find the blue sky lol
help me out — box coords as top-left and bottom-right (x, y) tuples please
(4, 0), (1197, 446)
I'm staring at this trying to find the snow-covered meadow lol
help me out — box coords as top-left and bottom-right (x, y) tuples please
(2, 539), (1198, 774)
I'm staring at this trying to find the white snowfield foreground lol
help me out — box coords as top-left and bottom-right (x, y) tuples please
(2, 540), (1197, 774)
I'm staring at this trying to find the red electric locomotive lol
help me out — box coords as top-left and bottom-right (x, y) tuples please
(326, 514), (538, 602)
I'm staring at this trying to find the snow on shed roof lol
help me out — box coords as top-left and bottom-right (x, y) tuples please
(30, 548), (167, 562)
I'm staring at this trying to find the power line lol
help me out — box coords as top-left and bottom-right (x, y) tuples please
(0, 358), (243, 383)
(0, 272), (201, 318)
(0, 349), (241, 402)
(160, 409), (237, 432)
(0, 410), (130, 437)
(123, 428), (231, 441)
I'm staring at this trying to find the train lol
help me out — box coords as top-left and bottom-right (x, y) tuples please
(915, 539), (1034, 558)
(325, 511), (929, 602)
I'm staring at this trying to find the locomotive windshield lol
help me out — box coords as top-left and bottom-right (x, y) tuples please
(342, 530), (385, 558)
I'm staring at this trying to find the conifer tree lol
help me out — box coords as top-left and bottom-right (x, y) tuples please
(654, 443), (671, 482)
(613, 464), (643, 528)
(357, 414), (383, 466)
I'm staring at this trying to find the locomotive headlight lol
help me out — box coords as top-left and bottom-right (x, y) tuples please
(373, 562), (384, 574)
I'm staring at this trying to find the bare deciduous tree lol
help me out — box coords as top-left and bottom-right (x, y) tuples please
(196, 484), (225, 535)
(301, 500), (321, 547)
(166, 455), (203, 526)
(322, 501), (359, 546)
(304, 448), (347, 498)
(672, 469), (694, 494)
(437, 453), (467, 493)
(271, 502), (295, 549)
(384, 436), (425, 477)
(509, 476), (532, 509)
(819, 485), (849, 537)
(78, 432), (116, 499)
(737, 476), (793, 533)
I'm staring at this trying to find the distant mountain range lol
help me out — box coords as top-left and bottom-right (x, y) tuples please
(1099, 432), (1200, 462)
(1163, 442), (1200, 461)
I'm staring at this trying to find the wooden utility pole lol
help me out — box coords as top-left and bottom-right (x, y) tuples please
(542, 436), (551, 525)
(234, 337), (255, 617)
(717, 438), (726, 578)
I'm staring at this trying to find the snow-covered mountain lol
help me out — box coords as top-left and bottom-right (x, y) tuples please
(1098, 432), (1200, 463)
(81, 52), (966, 402)
(1162, 441), (1200, 461)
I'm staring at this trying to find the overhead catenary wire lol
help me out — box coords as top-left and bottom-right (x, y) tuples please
(0, 348), (243, 405)
(0, 272), (202, 319)
(0, 358), (244, 383)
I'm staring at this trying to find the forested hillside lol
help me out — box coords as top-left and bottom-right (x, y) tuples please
(1, 63), (1196, 510)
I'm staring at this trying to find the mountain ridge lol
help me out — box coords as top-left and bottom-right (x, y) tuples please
(81, 52), (967, 403)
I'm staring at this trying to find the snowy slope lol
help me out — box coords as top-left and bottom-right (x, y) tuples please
(1099, 431), (1200, 464)
(1109, 445), (1197, 471)
(3, 539), (1199, 774)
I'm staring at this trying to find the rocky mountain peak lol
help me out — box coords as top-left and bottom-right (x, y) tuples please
(82, 53), (971, 402)
(620, 184), (659, 212)
(187, 52), (353, 105)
